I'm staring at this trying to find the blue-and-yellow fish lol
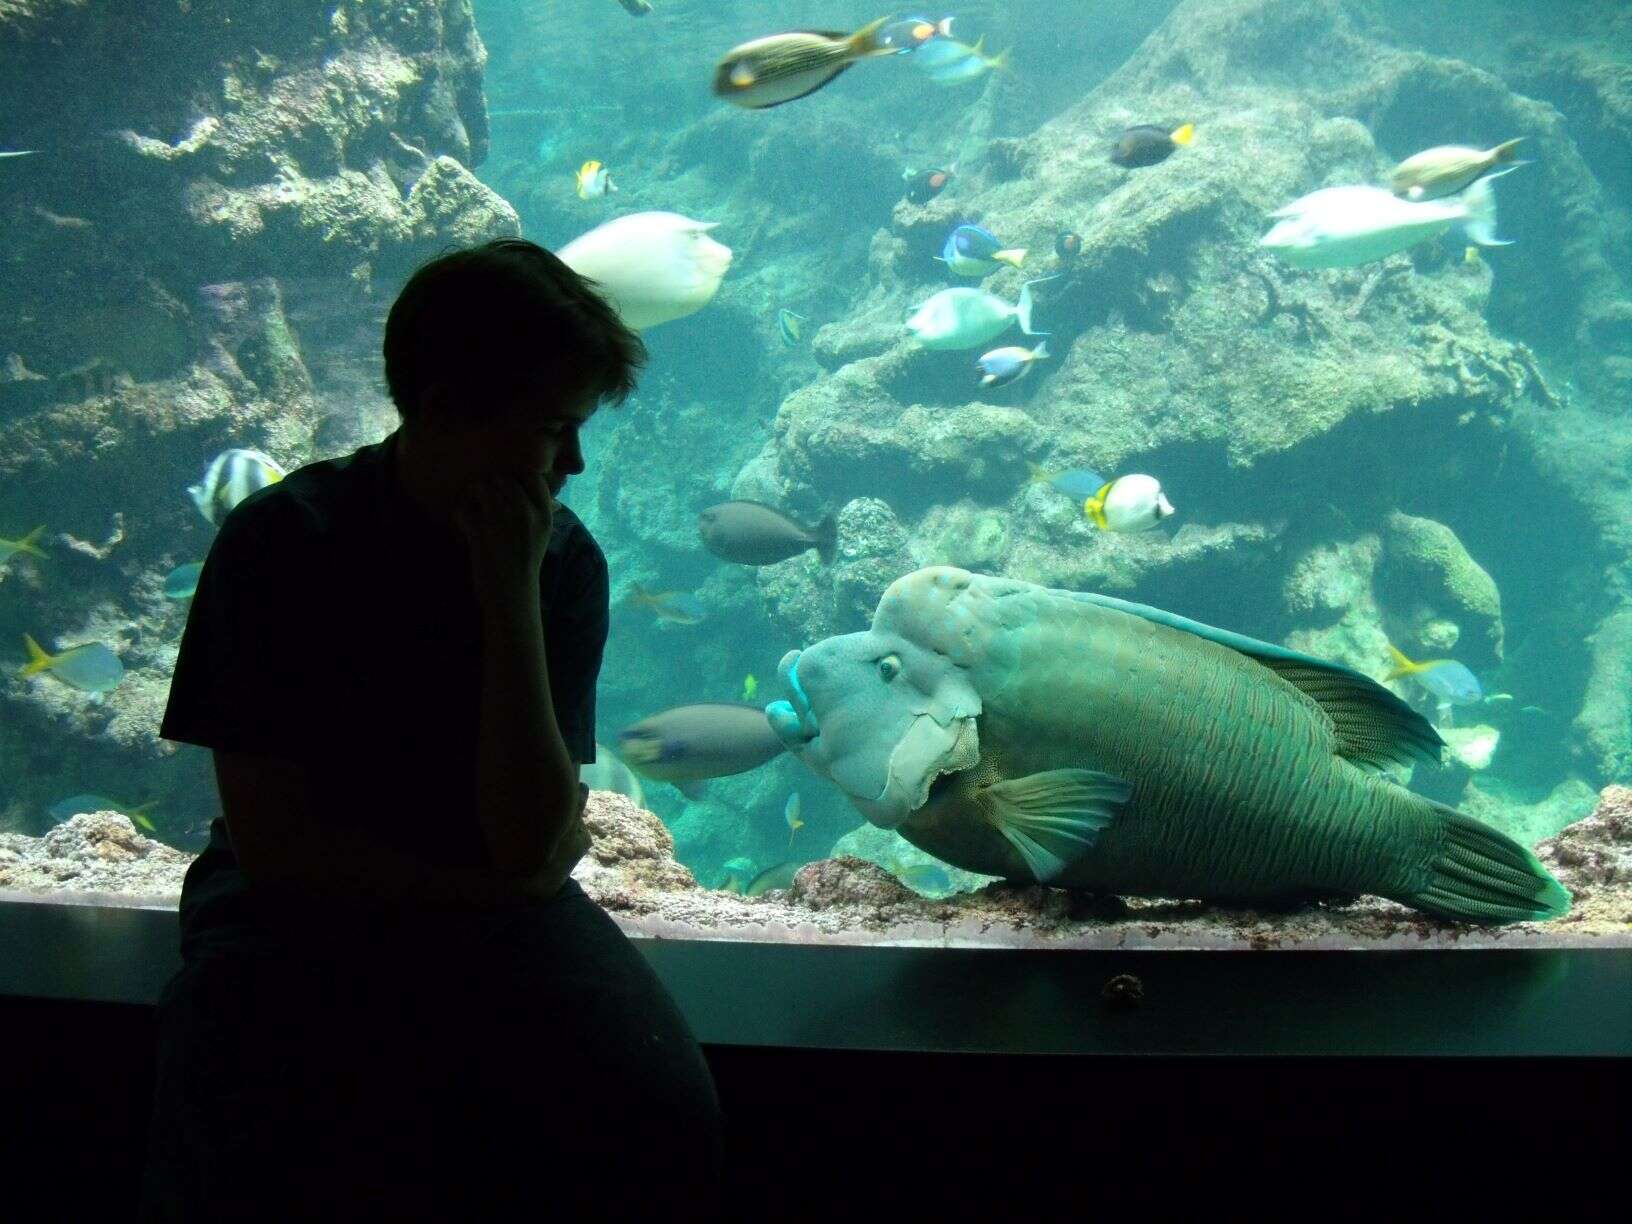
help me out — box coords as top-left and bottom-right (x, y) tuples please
(20, 634), (125, 693)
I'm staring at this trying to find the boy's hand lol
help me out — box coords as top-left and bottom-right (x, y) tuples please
(518, 785), (592, 901)
(450, 470), (555, 603)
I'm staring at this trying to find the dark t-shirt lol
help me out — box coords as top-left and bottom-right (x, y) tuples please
(161, 430), (608, 959)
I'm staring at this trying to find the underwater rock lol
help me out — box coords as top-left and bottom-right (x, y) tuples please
(1380, 511), (1503, 665)
(404, 154), (519, 252)
(1441, 725), (1500, 771)
(1575, 607), (1632, 784)
(1535, 785), (1632, 932)
(0, 812), (192, 899)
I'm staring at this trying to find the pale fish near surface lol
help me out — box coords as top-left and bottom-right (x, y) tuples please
(1260, 175), (1514, 268)
(559, 211), (732, 330)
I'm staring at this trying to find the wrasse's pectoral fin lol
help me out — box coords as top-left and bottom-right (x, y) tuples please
(980, 768), (1132, 883)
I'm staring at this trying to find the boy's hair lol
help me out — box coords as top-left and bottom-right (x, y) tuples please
(383, 238), (645, 419)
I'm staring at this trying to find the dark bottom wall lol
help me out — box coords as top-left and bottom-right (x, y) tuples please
(2, 994), (1624, 1219)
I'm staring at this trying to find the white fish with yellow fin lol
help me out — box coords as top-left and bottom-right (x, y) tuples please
(1083, 474), (1174, 533)
(575, 160), (617, 199)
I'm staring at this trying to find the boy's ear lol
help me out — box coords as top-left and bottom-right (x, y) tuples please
(417, 382), (458, 431)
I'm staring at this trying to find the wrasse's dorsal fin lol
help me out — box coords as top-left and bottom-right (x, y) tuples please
(1061, 590), (1446, 771)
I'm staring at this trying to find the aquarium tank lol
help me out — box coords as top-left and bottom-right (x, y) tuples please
(1, 0), (1629, 951)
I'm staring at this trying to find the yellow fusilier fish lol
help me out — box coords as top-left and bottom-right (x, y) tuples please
(1391, 139), (1526, 202)
(713, 18), (893, 110)
(20, 634), (125, 693)
(0, 525), (48, 567)
(575, 160), (617, 199)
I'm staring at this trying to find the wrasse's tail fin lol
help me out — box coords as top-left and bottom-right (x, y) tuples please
(1407, 805), (1571, 924)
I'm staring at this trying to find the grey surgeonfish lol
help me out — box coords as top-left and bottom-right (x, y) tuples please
(765, 566), (1569, 925)
(713, 18), (893, 109)
(617, 703), (786, 798)
(698, 501), (836, 565)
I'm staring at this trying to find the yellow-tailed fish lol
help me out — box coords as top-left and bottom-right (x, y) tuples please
(21, 634), (125, 693)
(0, 525), (48, 566)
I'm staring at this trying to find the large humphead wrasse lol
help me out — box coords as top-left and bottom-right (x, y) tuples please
(766, 567), (1570, 925)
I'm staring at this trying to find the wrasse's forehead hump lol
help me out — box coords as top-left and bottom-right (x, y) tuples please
(874, 566), (1013, 667)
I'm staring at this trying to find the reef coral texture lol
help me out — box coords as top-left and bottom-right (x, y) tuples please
(6, 788), (1627, 950)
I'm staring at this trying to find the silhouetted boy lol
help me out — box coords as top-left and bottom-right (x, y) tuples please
(140, 240), (723, 1219)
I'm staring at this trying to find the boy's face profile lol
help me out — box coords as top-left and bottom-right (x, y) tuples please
(400, 380), (599, 515)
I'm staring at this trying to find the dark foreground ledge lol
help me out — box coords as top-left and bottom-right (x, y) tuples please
(2, 895), (1628, 1217)
(2, 894), (1628, 1057)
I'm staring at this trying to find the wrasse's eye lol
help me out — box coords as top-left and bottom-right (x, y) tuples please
(877, 654), (901, 682)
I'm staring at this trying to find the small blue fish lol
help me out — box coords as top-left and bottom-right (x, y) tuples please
(777, 309), (808, 346)
(879, 15), (955, 52)
(20, 634), (124, 693)
(977, 340), (1049, 387)
(914, 34), (1009, 84)
(939, 224), (1027, 277)
(1026, 464), (1105, 500)
(896, 863), (953, 894)
(1387, 645), (1483, 705)
(163, 562), (204, 600)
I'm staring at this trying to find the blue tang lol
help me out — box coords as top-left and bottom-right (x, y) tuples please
(939, 224), (1027, 277)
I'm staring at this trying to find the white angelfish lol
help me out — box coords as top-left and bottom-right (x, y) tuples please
(906, 277), (1054, 350)
(559, 211), (733, 330)
(1260, 171), (1515, 269)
